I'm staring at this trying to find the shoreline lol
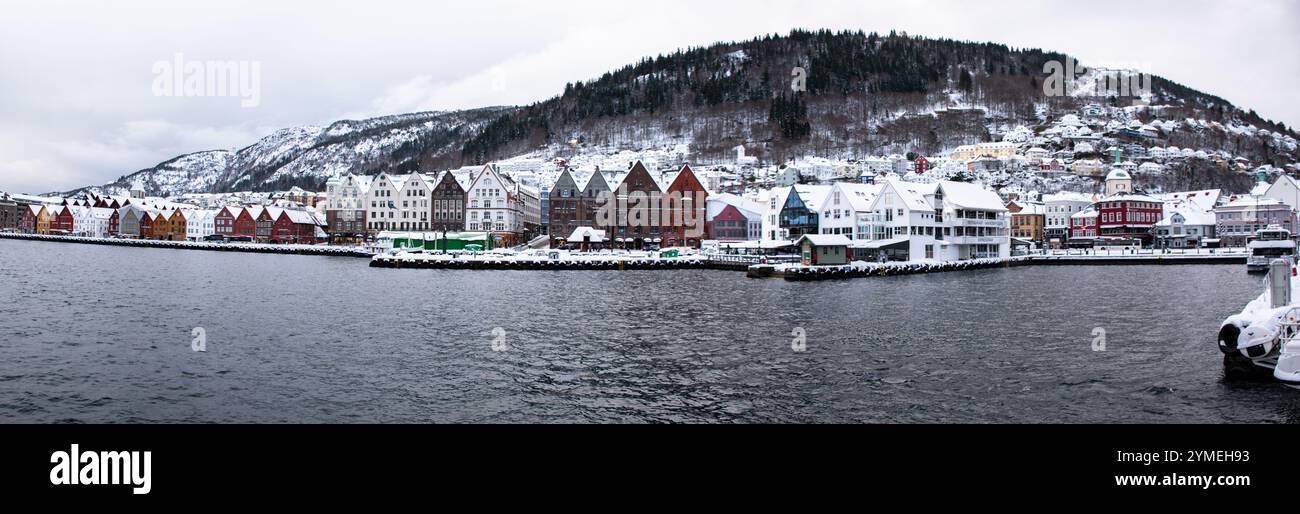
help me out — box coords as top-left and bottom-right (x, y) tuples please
(0, 233), (1250, 277)
(0, 232), (371, 257)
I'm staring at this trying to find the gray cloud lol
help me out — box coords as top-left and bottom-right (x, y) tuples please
(1, 0), (1296, 193)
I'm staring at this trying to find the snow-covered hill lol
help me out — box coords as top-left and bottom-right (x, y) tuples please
(79, 108), (509, 196)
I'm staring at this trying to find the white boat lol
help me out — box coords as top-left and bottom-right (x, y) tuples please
(1219, 306), (1300, 389)
(1245, 225), (1295, 273)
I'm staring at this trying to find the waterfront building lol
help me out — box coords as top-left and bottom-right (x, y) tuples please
(796, 234), (853, 266)
(429, 171), (467, 234)
(323, 173), (373, 244)
(185, 209), (217, 241)
(1069, 208), (1099, 243)
(213, 206), (240, 238)
(50, 205), (74, 234)
(0, 193), (17, 231)
(1007, 201), (1046, 245)
(1096, 193), (1164, 245)
(1042, 192), (1095, 248)
(396, 172), (433, 232)
(1153, 203), (1216, 248)
(662, 164), (710, 248)
(238, 206), (262, 239)
(465, 164), (532, 247)
(153, 211), (172, 241)
(1260, 174), (1300, 213)
(366, 172), (405, 232)
(547, 168), (582, 247)
(1215, 196), (1297, 247)
(706, 193), (764, 242)
(817, 182), (881, 240)
(272, 209), (325, 244)
(165, 209), (189, 241)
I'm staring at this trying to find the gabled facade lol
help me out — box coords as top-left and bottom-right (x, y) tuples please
(255, 207), (280, 241)
(233, 206), (259, 238)
(603, 161), (663, 248)
(706, 193), (764, 242)
(185, 209), (217, 241)
(50, 205), (74, 233)
(547, 168), (582, 247)
(366, 173), (404, 232)
(166, 209), (189, 241)
(324, 173), (372, 243)
(395, 172), (433, 232)
(213, 206), (240, 238)
(663, 164), (709, 248)
(465, 165), (529, 246)
(152, 212), (171, 240)
(430, 171), (466, 233)
(271, 209), (324, 244)
(777, 186), (825, 241)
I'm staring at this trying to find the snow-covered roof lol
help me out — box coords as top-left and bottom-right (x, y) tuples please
(796, 234), (853, 247)
(566, 226), (606, 242)
(939, 180), (1007, 212)
(1156, 204), (1216, 227)
(1042, 191), (1095, 204)
(1105, 169), (1131, 181)
(1071, 209), (1098, 220)
(1158, 190), (1221, 212)
(882, 179), (933, 211)
(282, 209), (319, 225)
(1099, 193), (1162, 204)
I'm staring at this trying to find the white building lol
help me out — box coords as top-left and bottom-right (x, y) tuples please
(1042, 192), (1095, 246)
(465, 165), (536, 245)
(185, 209), (217, 241)
(68, 205), (113, 238)
(817, 182), (881, 240)
(1262, 174), (1300, 213)
(366, 172), (406, 232)
(395, 172), (433, 232)
(853, 179), (1010, 261)
(1153, 202), (1216, 248)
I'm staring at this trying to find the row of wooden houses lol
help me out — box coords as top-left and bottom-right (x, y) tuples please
(7, 195), (326, 244)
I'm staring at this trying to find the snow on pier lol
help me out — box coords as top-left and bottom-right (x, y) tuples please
(370, 251), (711, 270)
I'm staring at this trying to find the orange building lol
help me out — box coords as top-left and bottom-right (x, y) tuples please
(152, 212), (171, 240)
(1007, 201), (1046, 244)
(166, 209), (188, 241)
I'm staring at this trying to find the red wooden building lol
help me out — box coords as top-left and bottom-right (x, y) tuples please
(233, 207), (259, 238)
(1096, 193), (1163, 245)
(138, 211), (154, 239)
(707, 204), (751, 241)
(50, 206), (74, 233)
(255, 207), (278, 241)
(108, 209), (120, 236)
(271, 209), (323, 244)
(662, 164), (709, 248)
(213, 206), (238, 237)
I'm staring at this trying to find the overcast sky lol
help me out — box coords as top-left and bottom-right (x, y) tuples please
(1, 0), (1297, 193)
